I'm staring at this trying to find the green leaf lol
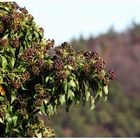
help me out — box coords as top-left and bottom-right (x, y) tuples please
(7, 73), (15, 81)
(85, 90), (90, 101)
(75, 100), (80, 108)
(34, 31), (39, 38)
(59, 94), (65, 105)
(96, 90), (102, 97)
(44, 99), (48, 104)
(19, 32), (24, 38)
(52, 87), (56, 95)
(2, 82), (8, 86)
(0, 76), (3, 84)
(54, 99), (58, 104)
(8, 47), (15, 57)
(3, 34), (8, 40)
(67, 89), (75, 100)
(5, 117), (12, 133)
(0, 6), (10, 12)
(47, 104), (54, 116)
(40, 102), (46, 115)
(11, 94), (16, 104)
(35, 132), (42, 138)
(53, 104), (57, 113)
(83, 81), (90, 101)
(75, 80), (79, 91)
(63, 79), (67, 93)
(16, 66), (26, 73)
(12, 116), (18, 127)
(0, 56), (7, 69)
(0, 118), (3, 123)
(90, 96), (95, 110)
(45, 76), (50, 84)
(12, 128), (20, 133)
(67, 65), (73, 70)
(0, 96), (4, 102)
(28, 33), (32, 41)
(10, 57), (15, 68)
(68, 79), (76, 88)
(103, 85), (108, 95)
(21, 84), (28, 90)
(104, 96), (108, 101)
(0, 48), (4, 53)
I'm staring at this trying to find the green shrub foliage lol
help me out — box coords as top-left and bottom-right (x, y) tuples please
(0, 2), (115, 137)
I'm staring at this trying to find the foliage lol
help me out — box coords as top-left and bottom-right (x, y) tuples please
(0, 2), (114, 137)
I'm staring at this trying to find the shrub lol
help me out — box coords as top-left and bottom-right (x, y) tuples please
(0, 2), (115, 137)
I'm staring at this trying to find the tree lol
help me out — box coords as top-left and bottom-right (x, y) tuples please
(0, 2), (115, 137)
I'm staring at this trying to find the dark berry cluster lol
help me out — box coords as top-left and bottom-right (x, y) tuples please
(1, 15), (10, 25)
(21, 71), (30, 82)
(19, 107), (27, 118)
(61, 42), (69, 48)
(7, 77), (25, 89)
(65, 56), (75, 65)
(11, 12), (24, 31)
(97, 71), (105, 81)
(83, 63), (90, 74)
(20, 48), (38, 61)
(54, 57), (64, 70)
(13, 79), (22, 89)
(90, 51), (100, 60)
(34, 84), (45, 95)
(31, 65), (40, 76)
(109, 70), (116, 80)
(61, 42), (75, 54)
(56, 70), (67, 80)
(12, 37), (19, 48)
(39, 27), (44, 34)
(0, 38), (9, 48)
(46, 39), (55, 50)
(36, 59), (45, 67)
(103, 79), (110, 85)
(55, 47), (64, 57)
(19, 7), (28, 14)
(25, 127), (34, 137)
(45, 60), (54, 71)
(0, 25), (4, 34)
(34, 84), (51, 106)
(12, 2), (19, 9)
(94, 58), (105, 71)
(84, 51), (91, 59)
(0, 107), (5, 118)
(55, 42), (75, 58)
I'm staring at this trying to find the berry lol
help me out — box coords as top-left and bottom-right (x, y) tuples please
(0, 38), (9, 48)
(31, 65), (40, 76)
(54, 58), (64, 70)
(21, 71), (30, 82)
(109, 70), (116, 80)
(12, 37), (19, 48)
(19, 7), (28, 14)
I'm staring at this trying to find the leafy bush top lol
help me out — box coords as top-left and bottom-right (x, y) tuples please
(0, 2), (115, 137)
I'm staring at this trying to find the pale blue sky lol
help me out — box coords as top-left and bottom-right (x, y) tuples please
(18, 0), (140, 44)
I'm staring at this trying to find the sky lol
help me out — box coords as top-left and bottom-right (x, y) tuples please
(18, 0), (140, 44)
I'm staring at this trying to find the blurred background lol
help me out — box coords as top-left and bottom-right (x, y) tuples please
(19, 0), (140, 137)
